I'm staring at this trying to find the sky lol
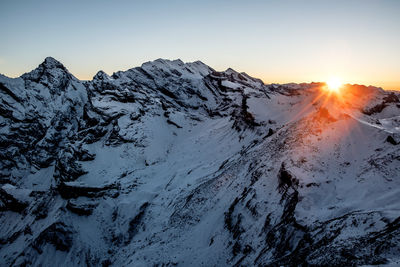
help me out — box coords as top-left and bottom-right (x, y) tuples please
(0, 0), (399, 90)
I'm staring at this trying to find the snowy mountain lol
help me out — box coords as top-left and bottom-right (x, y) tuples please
(0, 57), (399, 266)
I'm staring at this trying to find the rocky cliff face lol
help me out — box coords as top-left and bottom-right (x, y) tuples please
(0, 57), (399, 266)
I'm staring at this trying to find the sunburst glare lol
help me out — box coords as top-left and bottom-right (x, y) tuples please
(326, 77), (343, 93)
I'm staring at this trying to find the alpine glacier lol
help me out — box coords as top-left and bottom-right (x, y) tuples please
(0, 57), (399, 266)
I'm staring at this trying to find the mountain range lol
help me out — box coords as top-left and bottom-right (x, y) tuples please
(0, 57), (399, 266)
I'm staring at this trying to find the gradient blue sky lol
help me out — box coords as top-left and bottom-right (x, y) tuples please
(1, 0), (399, 89)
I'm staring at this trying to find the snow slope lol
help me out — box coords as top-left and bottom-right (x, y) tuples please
(0, 57), (399, 266)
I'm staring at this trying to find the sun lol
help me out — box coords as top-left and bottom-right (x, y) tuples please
(326, 77), (343, 93)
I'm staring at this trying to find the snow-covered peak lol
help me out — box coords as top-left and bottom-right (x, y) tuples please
(93, 70), (111, 81)
(142, 58), (184, 69)
(139, 58), (213, 78)
(20, 56), (76, 96)
(22, 57), (68, 79)
(41, 56), (66, 70)
(224, 67), (238, 75)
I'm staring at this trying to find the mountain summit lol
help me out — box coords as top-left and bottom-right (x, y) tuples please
(0, 58), (399, 266)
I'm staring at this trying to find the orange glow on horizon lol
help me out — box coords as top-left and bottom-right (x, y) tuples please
(284, 82), (381, 163)
(326, 77), (343, 93)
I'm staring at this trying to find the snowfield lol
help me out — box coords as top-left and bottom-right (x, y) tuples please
(0, 57), (399, 266)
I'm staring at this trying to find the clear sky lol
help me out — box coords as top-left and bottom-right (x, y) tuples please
(1, 0), (399, 90)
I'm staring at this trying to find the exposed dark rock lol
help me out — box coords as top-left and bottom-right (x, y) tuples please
(231, 95), (260, 131)
(386, 135), (397, 145)
(225, 197), (240, 233)
(0, 188), (28, 212)
(363, 103), (388, 115)
(66, 200), (98, 216)
(277, 163), (299, 198)
(54, 147), (88, 182)
(383, 92), (400, 103)
(0, 82), (22, 103)
(363, 93), (399, 115)
(263, 128), (275, 139)
(159, 87), (178, 99)
(166, 119), (182, 128)
(126, 202), (149, 243)
(57, 182), (119, 199)
(32, 222), (74, 253)
(29, 191), (54, 220)
(105, 120), (133, 146)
